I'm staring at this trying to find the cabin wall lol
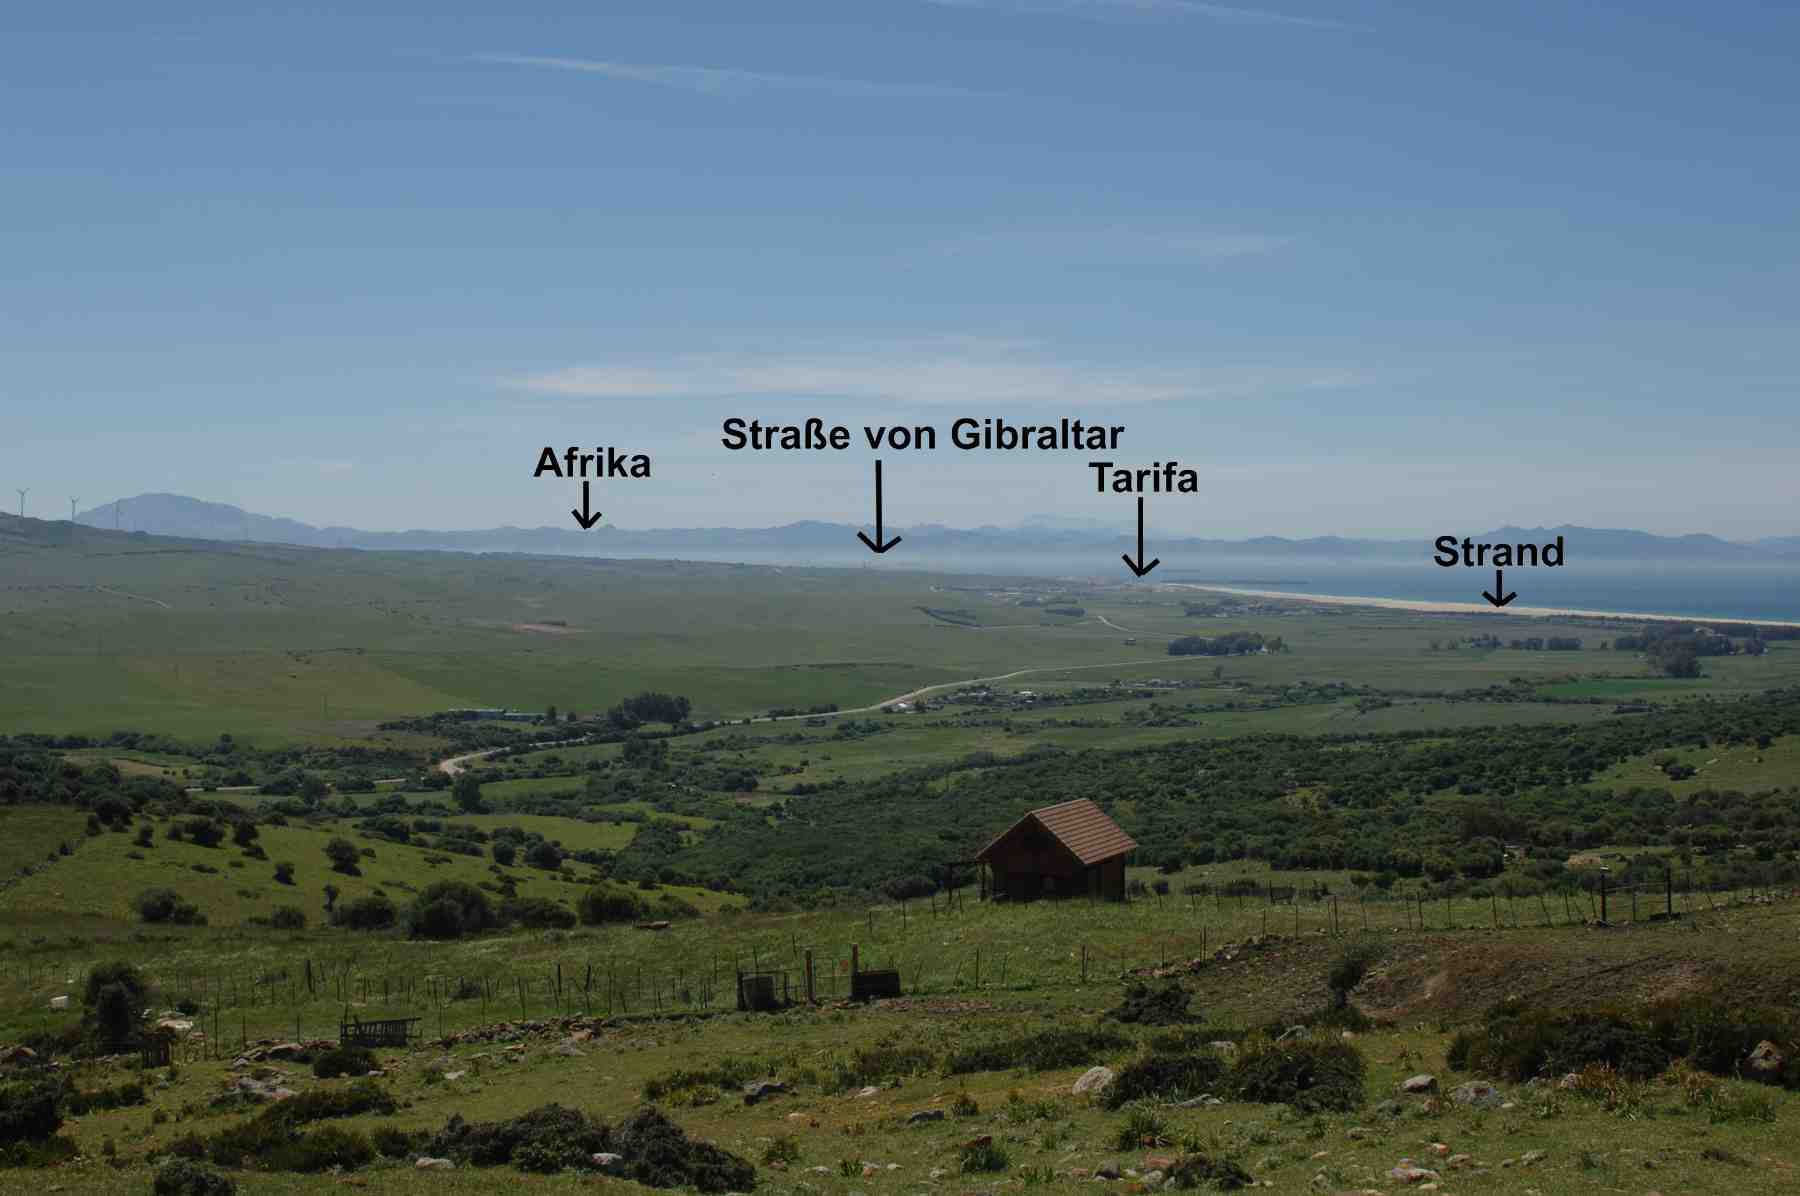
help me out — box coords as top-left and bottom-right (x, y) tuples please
(981, 825), (1129, 902)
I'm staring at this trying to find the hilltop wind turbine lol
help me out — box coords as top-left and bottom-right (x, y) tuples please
(15, 489), (26, 518)
(69, 496), (80, 523)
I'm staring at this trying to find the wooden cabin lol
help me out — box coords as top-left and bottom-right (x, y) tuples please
(976, 798), (1137, 902)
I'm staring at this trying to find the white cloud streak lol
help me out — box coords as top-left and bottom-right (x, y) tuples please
(504, 343), (1366, 406)
(469, 54), (986, 99)
(921, 0), (1357, 30)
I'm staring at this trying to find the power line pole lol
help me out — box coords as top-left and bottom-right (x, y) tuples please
(114, 500), (122, 530)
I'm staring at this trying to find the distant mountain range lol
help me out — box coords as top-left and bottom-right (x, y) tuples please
(70, 493), (1800, 565)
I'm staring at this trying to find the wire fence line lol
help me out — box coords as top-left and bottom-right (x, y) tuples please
(5, 878), (1797, 1060)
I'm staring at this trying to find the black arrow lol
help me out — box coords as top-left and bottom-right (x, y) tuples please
(570, 480), (603, 530)
(1481, 568), (1517, 608)
(1121, 496), (1161, 578)
(856, 460), (902, 554)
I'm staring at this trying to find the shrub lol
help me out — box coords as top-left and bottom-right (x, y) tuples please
(947, 1027), (1131, 1075)
(272, 862), (295, 885)
(371, 1124), (423, 1158)
(1326, 938), (1382, 1010)
(762, 1135), (801, 1165)
(959, 1138), (1009, 1172)
(1228, 1038), (1366, 1112)
(324, 837), (361, 875)
(135, 888), (205, 926)
(410, 880), (494, 939)
(1646, 994), (1799, 1086)
(65, 1080), (147, 1115)
(1452, 1001), (1670, 1083)
(613, 1105), (756, 1191)
(269, 906), (306, 930)
(0, 1082), (61, 1146)
(83, 959), (151, 1047)
(412, 897), (466, 940)
(1102, 1050), (1229, 1109)
(643, 1057), (767, 1101)
(500, 896), (578, 930)
(1107, 980), (1197, 1026)
(1167, 1153), (1254, 1190)
(1111, 1103), (1169, 1150)
(578, 883), (648, 925)
(153, 1159), (237, 1195)
(333, 895), (396, 931)
(312, 1045), (379, 1079)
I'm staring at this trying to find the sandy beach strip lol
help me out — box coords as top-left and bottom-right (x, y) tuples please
(1168, 583), (1800, 629)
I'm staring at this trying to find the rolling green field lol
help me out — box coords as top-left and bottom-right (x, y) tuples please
(11, 515), (1794, 747)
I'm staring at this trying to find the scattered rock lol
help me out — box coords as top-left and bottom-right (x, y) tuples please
(908, 1110), (945, 1124)
(47, 996), (70, 1011)
(591, 1153), (623, 1170)
(1748, 1040), (1785, 1077)
(552, 1040), (585, 1057)
(0, 1045), (38, 1065)
(1096, 1161), (1122, 1180)
(1073, 1066), (1117, 1096)
(1556, 1072), (1580, 1090)
(1446, 1154), (1471, 1169)
(857, 1085), (879, 1099)
(1387, 1161), (1440, 1184)
(744, 1080), (788, 1105)
(1451, 1080), (1503, 1108)
(1397, 1075), (1437, 1095)
(1520, 1150), (1548, 1167)
(1428, 1143), (1450, 1157)
(415, 1157), (454, 1170)
(443, 1070), (467, 1081)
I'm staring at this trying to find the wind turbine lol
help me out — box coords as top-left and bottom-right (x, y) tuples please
(69, 496), (80, 523)
(15, 489), (26, 518)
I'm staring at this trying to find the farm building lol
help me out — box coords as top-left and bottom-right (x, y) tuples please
(976, 798), (1137, 902)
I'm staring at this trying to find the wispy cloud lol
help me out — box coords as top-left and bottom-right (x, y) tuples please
(935, 227), (1294, 263)
(922, 0), (1358, 31)
(504, 340), (1365, 406)
(469, 53), (985, 99)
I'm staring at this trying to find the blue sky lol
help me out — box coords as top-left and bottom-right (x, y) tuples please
(5, 1), (1798, 537)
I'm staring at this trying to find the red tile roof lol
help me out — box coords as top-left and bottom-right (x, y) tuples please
(978, 798), (1137, 866)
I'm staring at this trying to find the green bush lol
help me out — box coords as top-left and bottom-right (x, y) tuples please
(153, 1159), (237, 1195)
(0, 1083), (61, 1146)
(135, 889), (206, 925)
(643, 1057), (767, 1101)
(332, 895), (395, 930)
(64, 1080), (147, 1115)
(1451, 1001), (1669, 1083)
(1107, 980), (1197, 1026)
(83, 959), (152, 1047)
(1101, 1051), (1229, 1109)
(959, 1138), (1009, 1173)
(269, 906), (306, 930)
(312, 1045), (379, 1079)
(410, 880), (495, 939)
(1167, 1153), (1254, 1190)
(1227, 1038), (1365, 1112)
(371, 1124), (423, 1158)
(578, 883), (648, 925)
(422, 1104), (754, 1191)
(946, 1027), (1131, 1075)
(499, 896), (578, 930)
(1647, 995), (1798, 1086)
